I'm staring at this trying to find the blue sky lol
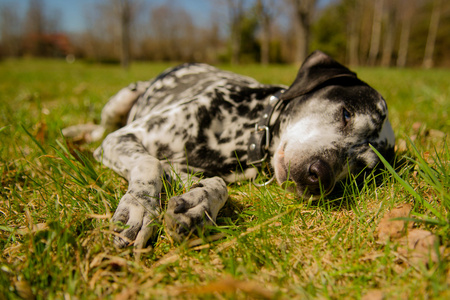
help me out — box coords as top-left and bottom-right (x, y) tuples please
(0, 0), (215, 32)
(0, 0), (330, 33)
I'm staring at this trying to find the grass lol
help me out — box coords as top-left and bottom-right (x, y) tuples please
(0, 58), (449, 299)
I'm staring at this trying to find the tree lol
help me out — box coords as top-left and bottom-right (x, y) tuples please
(422, 0), (442, 68)
(0, 4), (23, 57)
(225, 0), (245, 64)
(111, 0), (141, 69)
(396, 0), (416, 67)
(146, 3), (197, 61)
(256, 0), (277, 65)
(346, 0), (363, 66)
(82, 3), (118, 61)
(24, 0), (46, 56)
(311, 2), (346, 62)
(239, 11), (260, 63)
(288, 0), (317, 65)
(117, 0), (132, 69)
(380, 0), (396, 67)
(80, 0), (140, 65)
(367, 0), (384, 65)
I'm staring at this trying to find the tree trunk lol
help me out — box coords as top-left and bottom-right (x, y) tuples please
(24, 0), (46, 56)
(396, 13), (411, 67)
(227, 0), (244, 65)
(381, 4), (395, 67)
(230, 24), (241, 65)
(0, 5), (22, 56)
(422, 0), (441, 69)
(257, 0), (271, 65)
(291, 0), (316, 65)
(347, 0), (362, 66)
(260, 21), (270, 65)
(120, 0), (131, 69)
(367, 0), (383, 66)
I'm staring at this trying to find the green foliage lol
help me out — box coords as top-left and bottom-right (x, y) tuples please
(0, 59), (449, 299)
(239, 13), (261, 64)
(311, 2), (347, 62)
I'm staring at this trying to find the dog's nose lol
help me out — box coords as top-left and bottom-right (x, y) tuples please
(306, 160), (334, 194)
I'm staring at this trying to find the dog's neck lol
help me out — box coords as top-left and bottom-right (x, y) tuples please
(247, 89), (287, 166)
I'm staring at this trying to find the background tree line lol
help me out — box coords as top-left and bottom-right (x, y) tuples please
(1, 0), (449, 68)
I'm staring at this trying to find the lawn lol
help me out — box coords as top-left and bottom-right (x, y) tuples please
(0, 58), (449, 299)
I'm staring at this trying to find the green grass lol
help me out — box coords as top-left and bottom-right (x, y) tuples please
(0, 58), (449, 299)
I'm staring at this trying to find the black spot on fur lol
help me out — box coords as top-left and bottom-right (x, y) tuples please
(146, 116), (167, 132)
(248, 104), (265, 119)
(118, 133), (139, 144)
(213, 90), (234, 113)
(237, 105), (250, 116)
(219, 137), (231, 144)
(233, 149), (247, 160)
(197, 106), (212, 129)
(156, 142), (174, 159)
(182, 129), (189, 140)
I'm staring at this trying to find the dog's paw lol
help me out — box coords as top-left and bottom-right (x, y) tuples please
(164, 177), (228, 243)
(111, 191), (160, 249)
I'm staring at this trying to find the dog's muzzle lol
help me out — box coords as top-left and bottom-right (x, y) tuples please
(304, 159), (335, 195)
(279, 156), (336, 197)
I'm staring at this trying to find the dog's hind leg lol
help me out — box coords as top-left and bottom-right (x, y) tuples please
(98, 81), (151, 136)
(94, 127), (164, 249)
(63, 81), (150, 142)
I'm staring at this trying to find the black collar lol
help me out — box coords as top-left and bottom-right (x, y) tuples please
(247, 89), (287, 166)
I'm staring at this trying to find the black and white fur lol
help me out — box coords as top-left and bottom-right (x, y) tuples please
(63, 51), (395, 248)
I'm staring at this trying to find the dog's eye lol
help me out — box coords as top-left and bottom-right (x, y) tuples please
(343, 108), (351, 125)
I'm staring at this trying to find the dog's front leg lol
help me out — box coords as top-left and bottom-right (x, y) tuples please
(94, 130), (164, 249)
(165, 176), (228, 243)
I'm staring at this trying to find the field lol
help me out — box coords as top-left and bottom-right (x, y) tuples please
(0, 58), (449, 299)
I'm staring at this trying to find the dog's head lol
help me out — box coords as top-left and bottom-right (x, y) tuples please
(272, 51), (395, 197)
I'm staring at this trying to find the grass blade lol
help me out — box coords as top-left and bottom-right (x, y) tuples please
(370, 144), (444, 221)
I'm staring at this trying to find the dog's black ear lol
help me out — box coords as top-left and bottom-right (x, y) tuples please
(281, 50), (363, 101)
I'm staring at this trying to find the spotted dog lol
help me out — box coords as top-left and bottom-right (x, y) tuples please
(63, 51), (395, 248)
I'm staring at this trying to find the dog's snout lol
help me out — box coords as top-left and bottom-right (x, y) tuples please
(306, 160), (334, 194)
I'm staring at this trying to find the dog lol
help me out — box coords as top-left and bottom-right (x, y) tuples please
(63, 50), (395, 248)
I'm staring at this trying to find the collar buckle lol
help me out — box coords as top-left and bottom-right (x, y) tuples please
(247, 125), (270, 165)
(246, 89), (286, 166)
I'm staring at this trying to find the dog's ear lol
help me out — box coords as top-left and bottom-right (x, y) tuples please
(281, 50), (363, 101)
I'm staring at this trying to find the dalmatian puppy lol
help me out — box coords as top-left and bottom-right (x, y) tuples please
(63, 50), (395, 248)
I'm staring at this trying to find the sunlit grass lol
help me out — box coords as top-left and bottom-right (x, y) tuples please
(0, 58), (449, 299)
